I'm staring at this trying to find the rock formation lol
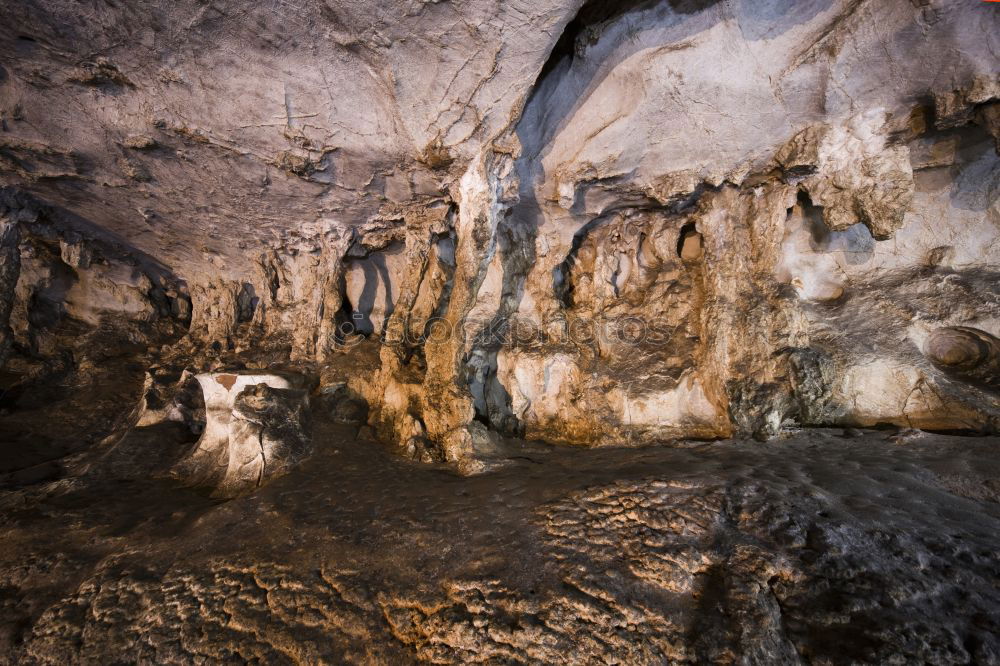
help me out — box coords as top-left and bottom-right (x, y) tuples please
(1, 0), (998, 466)
(170, 372), (311, 497)
(0, 0), (998, 662)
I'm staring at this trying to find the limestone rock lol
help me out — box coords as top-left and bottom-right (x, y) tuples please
(173, 371), (310, 497)
(784, 113), (916, 240)
(925, 326), (1000, 391)
(1, 0), (1000, 662)
(135, 367), (204, 433)
(344, 243), (406, 336)
(320, 383), (369, 426)
(2, 0), (997, 464)
(226, 383), (311, 496)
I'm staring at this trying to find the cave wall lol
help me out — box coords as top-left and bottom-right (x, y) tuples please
(0, 0), (997, 469)
(0, 190), (190, 376)
(355, 0), (999, 464)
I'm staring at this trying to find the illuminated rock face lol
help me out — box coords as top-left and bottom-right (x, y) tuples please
(925, 326), (1000, 390)
(0, 0), (997, 468)
(172, 372), (310, 497)
(1, 3), (1000, 664)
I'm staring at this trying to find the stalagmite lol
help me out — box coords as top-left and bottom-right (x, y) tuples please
(172, 371), (310, 497)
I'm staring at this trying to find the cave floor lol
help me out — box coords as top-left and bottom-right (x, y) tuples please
(1, 368), (999, 664)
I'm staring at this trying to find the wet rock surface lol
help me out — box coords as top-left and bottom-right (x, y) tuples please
(1, 369), (999, 664)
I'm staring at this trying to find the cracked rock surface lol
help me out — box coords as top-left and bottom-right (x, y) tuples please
(170, 372), (311, 498)
(0, 0), (999, 661)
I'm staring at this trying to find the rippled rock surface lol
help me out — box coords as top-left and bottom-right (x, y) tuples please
(2, 391), (1000, 664)
(0, 0), (998, 661)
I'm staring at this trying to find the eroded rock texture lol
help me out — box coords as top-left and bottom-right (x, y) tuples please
(1, 0), (998, 463)
(3, 428), (1000, 664)
(169, 372), (311, 497)
(0, 0), (999, 662)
